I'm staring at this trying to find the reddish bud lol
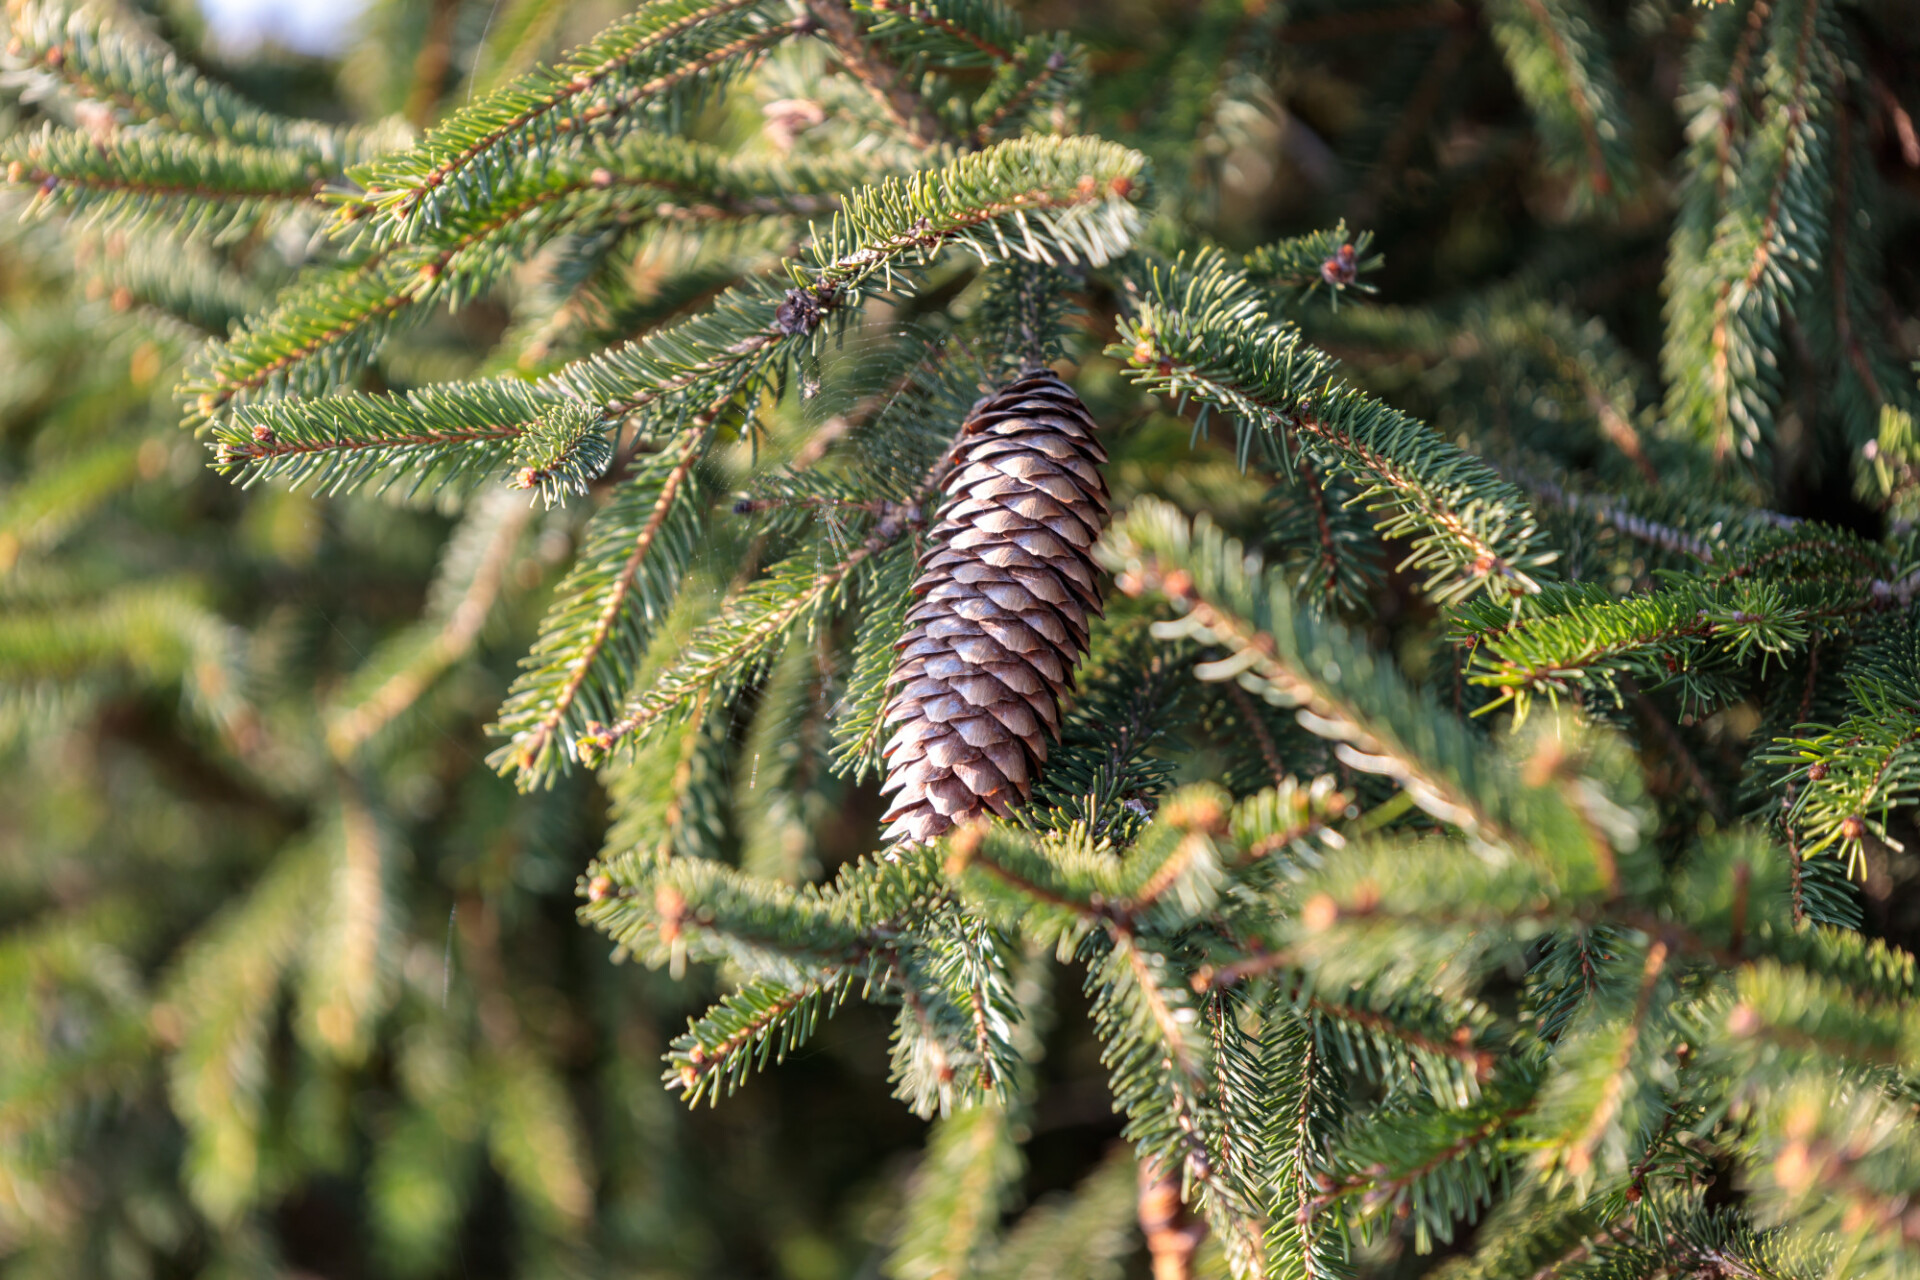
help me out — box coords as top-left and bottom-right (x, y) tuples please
(1320, 243), (1358, 287)
(656, 883), (688, 943)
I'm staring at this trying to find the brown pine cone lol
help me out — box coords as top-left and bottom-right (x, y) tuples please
(879, 368), (1109, 845)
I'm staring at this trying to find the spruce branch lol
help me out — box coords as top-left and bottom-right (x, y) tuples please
(1113, 254), (1553, 605)
(1819, 87), (1920, 457)
(1091, 928), (1269, 1279)
(600, 700), (734, 862)
(158, 838), (329, 1223)
(1450, 573), (1850, 725)
(583, 528), (898, 762)
(294, 790), (399, 1066)
(1100, 501), (1548, 859)
(1295, 988), (1497, 1100)
(830, 536), (919, 781)
(1265, 1011), (1348, 1280)
(490, 424), (709, 786)
(968, 38), (1077, 147)
(4, 124), (326, 242)
(664, 973), (855, 1104)
(1742, 1073), (1920, 1276)
(1772, 717), (1920, 874)
(1514, 472), (1728, 565)
(185, 256), (429, 431)
(506, 401), (616, 506)
(1526, 940), (1675, 1192)
(349, 0), (803, 240)
(2, 0), (397, 160)
(212, 381), (554, 498)
(861, 0), (1023, 65)
(185, 137), (861, 429)
(1244, 223), (1380, 311)
(1482, 0), (1634, 208)
(888, 1100), (1025, 1280)
(1315, 1069), (1540, 1253)
(1662, 0), (1838, 463)
(806, 0), (950, 148)
(585, 849), (878, 979)
(214, 134), (1141, 462)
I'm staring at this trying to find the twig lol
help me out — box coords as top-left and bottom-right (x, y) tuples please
(805, 0), (949, 148)
(1138, 1162), (1208, 1280)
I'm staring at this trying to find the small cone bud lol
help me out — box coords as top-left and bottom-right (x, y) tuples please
(879, 369), (1110, 844)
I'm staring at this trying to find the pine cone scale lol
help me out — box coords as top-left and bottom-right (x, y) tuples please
(879, 369), (1109, 846)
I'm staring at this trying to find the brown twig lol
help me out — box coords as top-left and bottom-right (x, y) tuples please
(805, 0), (949, 148)
(1515, 0), (1613, 197)
(1706, 0), (1819, 460)
(1138, 1163), (1208, 1280)
(1224, 678), (1289, 790)
(403, 0), (462, 127)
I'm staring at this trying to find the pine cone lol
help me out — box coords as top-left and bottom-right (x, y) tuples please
(880, 369), (1109, 844)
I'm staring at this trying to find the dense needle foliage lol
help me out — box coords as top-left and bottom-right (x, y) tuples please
(3, 0), (1920, 1278)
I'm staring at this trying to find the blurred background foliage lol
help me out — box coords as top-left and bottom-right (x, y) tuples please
(0, 0), (1916, 1277)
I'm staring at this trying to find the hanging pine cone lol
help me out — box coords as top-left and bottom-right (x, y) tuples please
(879, 368), (1109, 845)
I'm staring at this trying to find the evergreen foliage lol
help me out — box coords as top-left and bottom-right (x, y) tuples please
(4, 0), (1920, 1277)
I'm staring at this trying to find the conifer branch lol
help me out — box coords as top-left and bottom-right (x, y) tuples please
(1094, 928), (1268, 1279)
(211, 135), (1141, 457)
(830, 539), (918, 781)
(664, 973), (853, 1104)
(888, 1101), (1023, 1280)
(862, 0), (1022, 65)
(1514, 473), (1721, 564)
(212, 383), (551, 497)
(1302, 991), (1496, 1087)
(13, 0), (1920, 1271)
(1315, 1072), (1540, 1252)
(3, 0), (396, 160)
(806, 0), (949, 147)
(1663, 0), (1837, 462)
(1104, 501), (1529, 852)
(970, 45), (1070, 146)
(1114, 254), (1552, 604)
(185, 138), (861, 428)
(158, 837), (330, 1223)
(1533, 940), (1671, 1186)
(1265, 1012), (1345, 1280)
(492, 424), (708, 786)
(584, 528), (889, 761)
(1451, 575), (1843, 724)
(1483, 0), (1633, 207)
(351, 0), (800, 238)
(1243, 224), (1379, 306)
(4, 126), (326, 242)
